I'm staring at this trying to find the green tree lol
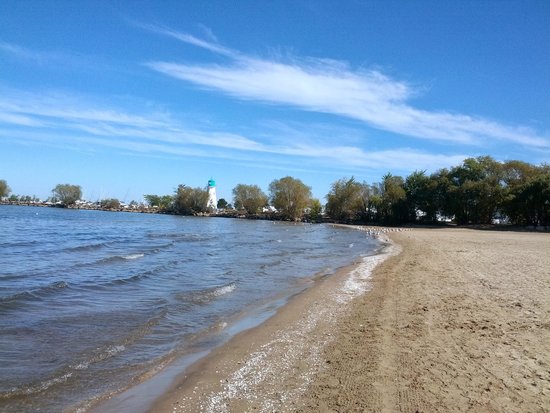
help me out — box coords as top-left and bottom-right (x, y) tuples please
(308, 198), (323, 222)
(52, 184), (82, 206)
(232, 184), (268, 215)
(378, 173), (407, 224)
(500, 160), (539, 225)
(100, 198), (121, 210)
(505, 166), (550, 227)
(0, 180), (10, 199)
(144, 194), (173, 211)
(501, 160), (537, 188)
(217, 198), (229, 210)
(325, 177), (363, 222)
(404, 171), (438, 222)
(173, 185), (209, 215)
(447, 156), (503, 224)
(269, 176), (312, 220)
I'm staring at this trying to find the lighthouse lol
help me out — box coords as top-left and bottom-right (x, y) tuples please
(207, 178), (217, 211)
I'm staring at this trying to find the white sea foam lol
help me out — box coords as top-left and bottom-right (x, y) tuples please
(212, 283), (236, 297)
(340, 243), (401, 302)
(122, 253), (144, 260)
(106, 345), (126, 356)
(72, 362), (90, 370)
(9, 372), (75, 397)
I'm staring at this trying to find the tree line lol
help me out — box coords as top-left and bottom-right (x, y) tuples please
(141, 156), (550, 227)
(323, 156), (549, 227)
(2, 156), (549, 227)
(144, 177), (318, 221)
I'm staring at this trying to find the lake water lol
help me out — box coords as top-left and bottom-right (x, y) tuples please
(0, 205), (379, 412)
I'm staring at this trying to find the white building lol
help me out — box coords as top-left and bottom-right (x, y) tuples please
(207, 178), (217, 210)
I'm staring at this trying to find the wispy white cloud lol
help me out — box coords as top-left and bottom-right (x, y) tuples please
(145, 31), (549, 149)
(137, 24), (237, 58)
(0, 41), (39, 60)
(0, 88), (467, 174)
(0, 112), (45, 127)
(0, 40), (82, 66)
(0, 40), (128, 75)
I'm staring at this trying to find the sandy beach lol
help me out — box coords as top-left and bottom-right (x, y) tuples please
(151, 227), (550, 413)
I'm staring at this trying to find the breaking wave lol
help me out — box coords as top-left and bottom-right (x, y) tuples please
(176, 282), (237, 305)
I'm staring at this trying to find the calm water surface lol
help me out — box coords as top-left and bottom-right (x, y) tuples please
(0, 206), (379, 412)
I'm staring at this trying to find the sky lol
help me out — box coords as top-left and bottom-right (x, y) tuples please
(1, 1), (549, 203)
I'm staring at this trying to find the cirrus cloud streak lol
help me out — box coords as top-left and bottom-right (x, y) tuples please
(145, 30), (549, 149)
(0, 88), (466, 173)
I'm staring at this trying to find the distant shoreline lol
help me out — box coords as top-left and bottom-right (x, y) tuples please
(2, 203), (548, 233)
(0, 200), (159, 213)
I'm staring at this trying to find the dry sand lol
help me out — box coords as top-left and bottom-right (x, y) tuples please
(152, 227), (550, 413)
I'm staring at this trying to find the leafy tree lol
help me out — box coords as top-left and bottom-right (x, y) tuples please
(173, 185), (209, 215)
(232, 184), (268, 215)
(0, 180), (10, 199)
(500, 161), (539, 224)
(501, 160), (537, 187)
(308, 198), (323, 222)
(378, 173), (407, 224)
(100, 198), (121, 209)
(505, 166), (550, 227)
(52, 184), (82, 206)
(144, 194), (173, 211)
(404, 171), (438, 222)
(447, 156), (503, 224)
(269, 176), (312, 220)
(325, 177), (365, 222)
(217, 198), (229, 209)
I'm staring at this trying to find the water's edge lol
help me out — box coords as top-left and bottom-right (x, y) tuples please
(90, 228), (399, 413)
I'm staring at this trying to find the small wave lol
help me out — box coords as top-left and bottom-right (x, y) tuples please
(64, 242), (108, 252)
(122, 253), (144, 260)
(260, 260), (283, 270)
(1, 344), (126, 400)
(0, 239), (40, 248)
(80, 344), (126, 367)
(93, 253), (145, 265)
(0, 281), (69, 306)
(211, 283), (236, 297)
(148, 242), (174, 253)
(176, 282), (237, 305)
(106, 270), (154, 285)
(94, 262), (182, 287)
(147, 232), (215, 243)
(0, 372), (73, 399)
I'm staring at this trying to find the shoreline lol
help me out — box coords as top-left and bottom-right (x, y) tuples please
(146, 227), (401, 412)
(302, 228), (550, 412)
(90, 227), (550, 412)
(150, 227), (549, 412)
(87, 225), (396, 413)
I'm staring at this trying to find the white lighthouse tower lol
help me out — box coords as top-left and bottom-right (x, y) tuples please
(207, 178), (217, 211)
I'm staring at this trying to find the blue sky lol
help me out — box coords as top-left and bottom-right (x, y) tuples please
(1, 1), (549, 203)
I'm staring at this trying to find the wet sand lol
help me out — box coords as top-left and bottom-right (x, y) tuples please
(151, 227), (550, 413)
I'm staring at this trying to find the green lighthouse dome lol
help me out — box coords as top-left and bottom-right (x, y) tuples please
(208, 179), (216, 187)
